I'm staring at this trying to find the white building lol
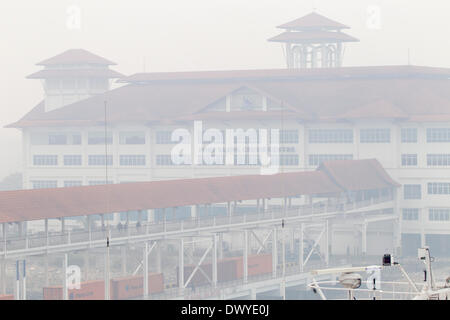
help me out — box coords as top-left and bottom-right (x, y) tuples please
(7, 12), (450, 256)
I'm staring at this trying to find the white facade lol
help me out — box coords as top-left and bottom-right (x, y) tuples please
(20, 114), (450, 255)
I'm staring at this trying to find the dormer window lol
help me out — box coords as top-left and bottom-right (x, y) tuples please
(230, 88), (262, 111)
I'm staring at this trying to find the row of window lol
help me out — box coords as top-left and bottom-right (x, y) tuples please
(308, 154), (353, 166)
(31, 180), (113, 189)
(33, 155), (146, 166)
(403, 182), (450, 199)
(402, 208), (450, 221)
(400, 154), (450, 167)
(29, 127), (450, 146)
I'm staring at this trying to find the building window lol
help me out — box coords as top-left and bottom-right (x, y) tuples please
(427, 182), (450, 195)
(88, 155), (113, 166)
(402, 208), (419, 221)
(88, 180), (113, 186)
(309, 154), (353, 166)
(88, 132), (112, 145)
(427, 128), (450, 142)
(280, 154), (299, 166)
(403, 184), (421, 199)
(429, 208), (450, 221)
(63, 180), (82, 187)
(156, 131), (179, 144)
(401, 128), (417, 143)
(427, 154), (450, 166)
(48, 134), (67, 145)
(63, 155), (82, 166)
(120, 155), (146, 166)
(156, 155), (174, 166)
(360, 128), (390, 143)
(119, 132), (145, 144)
(33, 155), (58, 166)
(308, 129), (353, 143)
(230, 88), (263, 111)
(31, 180), (57, 189)
(279, 130), (299, 144)
(401, 154), (417, 166)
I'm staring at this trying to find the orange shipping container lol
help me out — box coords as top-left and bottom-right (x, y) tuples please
(111, 273), (164, 300)
(0, 294), (14, 300)
(43, 280), (105, 300)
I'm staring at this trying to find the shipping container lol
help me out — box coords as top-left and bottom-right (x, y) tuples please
(179, 254), (272, 287)
(111, 273), (164, 300)
(43, 280), (105, 300)
(43, 273), (163, 300)
(0, 294), (14, 300)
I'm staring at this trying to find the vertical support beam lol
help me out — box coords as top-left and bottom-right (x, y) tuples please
(45, 219), (49, 248)
(256, 199), (260, 214)
(178, 238), (184, 290)
(84, 250), (90, 281)
(121, 246), (127, 275)
(212, 235), (218, 287)
(87, 215), (92, 246)
(15, 260), (20, 300)
(44, 254), (49, 287)
(325, 220), (330, 266)
(21, 260), (26, 300)
(243, 230), (248, 284)
(61, 217), (65, 234)
(104, 229), (111, 300)
(156, 242), (162, 273)
(218, 233), (224, 260)
(226, 202), (231, 217)
(143, 242), (149, 297)
(299, 224), (304, 272)
(1, 258), (5, 295)
(362, 222), (367, 256)
(272, 228), (277, 278)
(63, 254), (68, 300)
(2, 223), (6, 255)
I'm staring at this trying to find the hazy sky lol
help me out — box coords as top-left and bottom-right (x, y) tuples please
(1, 0), (450, 179)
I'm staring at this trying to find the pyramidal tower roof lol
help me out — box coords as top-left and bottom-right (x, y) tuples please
(36, 49), (117, 66)
(277, 12), (350, 31)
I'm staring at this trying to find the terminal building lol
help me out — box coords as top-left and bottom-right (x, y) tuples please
(6, 12), (450, 257)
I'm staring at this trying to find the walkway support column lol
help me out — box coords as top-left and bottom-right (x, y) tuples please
(143, 242), (149, 297)
(243, 230), (248, 284)
(212, 235), (218, 287)
(178, 238), (184, 291)
(299, 224), (304, 272)
(272, 228), (277, 278)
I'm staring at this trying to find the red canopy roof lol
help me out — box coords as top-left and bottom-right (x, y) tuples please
(268, 31), (359, 43)
(277, 12), (350, 30)
(37, 49), (117, 66)
(0, 159), (398, 223)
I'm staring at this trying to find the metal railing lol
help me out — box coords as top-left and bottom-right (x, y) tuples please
(0, 194), (394, 257)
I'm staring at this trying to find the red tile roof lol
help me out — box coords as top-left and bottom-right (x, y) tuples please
(319, 159), (401, 191)
(36, 49), (117, 66)
(27, 68), (124, 79)
(268, 31), (359, 43)
(6, 66), (450, 128)
(0, 160), (398, 223)
(277, 12), (350, 30)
